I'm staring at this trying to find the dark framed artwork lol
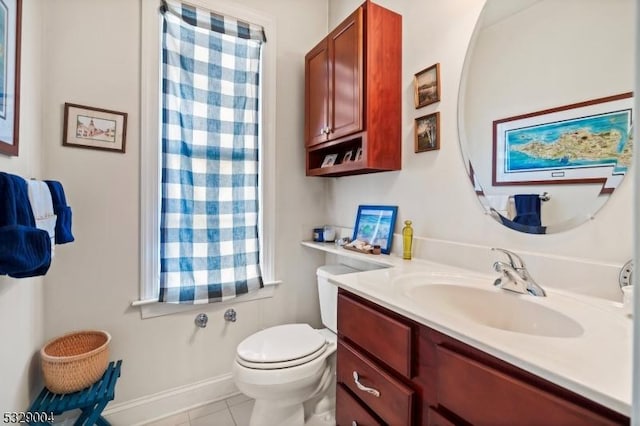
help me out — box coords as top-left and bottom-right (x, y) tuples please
(415, 112), (440, 152)
(414, 63), (440, 108)
(0, 0), (21, 156)
(63, 103), (128, 153)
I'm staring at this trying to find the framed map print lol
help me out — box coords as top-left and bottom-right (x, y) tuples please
(492, 93), (633, 187)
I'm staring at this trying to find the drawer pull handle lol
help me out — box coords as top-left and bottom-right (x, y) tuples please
(352, 371), (381, 397)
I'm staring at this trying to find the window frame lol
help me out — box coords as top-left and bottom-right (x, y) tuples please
(137, 0), (278, 318)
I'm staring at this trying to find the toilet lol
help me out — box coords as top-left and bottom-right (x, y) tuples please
(232, 264), (358, 426)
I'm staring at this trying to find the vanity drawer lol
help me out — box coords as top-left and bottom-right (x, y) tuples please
(337, 340), (414, 425)
(338, 292), (413, 376)
(336, 384), (383, 426)
(436, 345), (624, 426)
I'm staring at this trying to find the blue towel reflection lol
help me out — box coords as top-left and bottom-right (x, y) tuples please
(513, 194), (542, 226)
(491, 208), (546, 235)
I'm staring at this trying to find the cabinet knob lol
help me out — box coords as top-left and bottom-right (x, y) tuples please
(352, 422), (358, 426)
(321, 126), (332, 135)
(352, 371), (381, 397)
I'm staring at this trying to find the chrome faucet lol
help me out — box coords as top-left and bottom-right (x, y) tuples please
(491, 248), (546, 297)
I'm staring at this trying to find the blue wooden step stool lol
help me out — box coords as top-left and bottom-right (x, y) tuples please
(27, 360), (122, 426)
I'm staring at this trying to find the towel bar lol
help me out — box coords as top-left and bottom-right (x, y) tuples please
(508, 192), (550, 202)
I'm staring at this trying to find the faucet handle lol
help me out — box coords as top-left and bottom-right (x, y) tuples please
(491, 248), (526, 269)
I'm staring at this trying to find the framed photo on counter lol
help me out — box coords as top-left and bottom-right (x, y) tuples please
(351, 205), (398, 254)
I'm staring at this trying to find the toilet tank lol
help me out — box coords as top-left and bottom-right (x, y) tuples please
(317, 264), (359, 333)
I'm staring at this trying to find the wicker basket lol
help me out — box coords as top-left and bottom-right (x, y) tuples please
(40, 330), (111, 394)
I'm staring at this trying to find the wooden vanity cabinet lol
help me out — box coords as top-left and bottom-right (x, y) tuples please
(336, 288), (630, 426)
(304, 1), (401, 177)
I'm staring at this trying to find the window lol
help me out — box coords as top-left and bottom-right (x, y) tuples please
(137, 0), (277, 317)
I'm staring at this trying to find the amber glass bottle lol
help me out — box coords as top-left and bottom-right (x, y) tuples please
(402, 220), (413, 260)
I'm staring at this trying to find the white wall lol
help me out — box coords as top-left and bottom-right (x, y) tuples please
(38, 0), (327, 409)
(0, 0), (45, 411)
(326, 0), (633, 271)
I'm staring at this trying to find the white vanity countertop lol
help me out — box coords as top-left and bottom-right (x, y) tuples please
(301, 241), (632, 416)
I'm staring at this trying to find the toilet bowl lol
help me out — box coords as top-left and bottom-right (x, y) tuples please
(232, 264), (359, 426)
(233, 324), (337, 426)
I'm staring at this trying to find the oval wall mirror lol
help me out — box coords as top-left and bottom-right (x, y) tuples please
(458, 0), (634, 234)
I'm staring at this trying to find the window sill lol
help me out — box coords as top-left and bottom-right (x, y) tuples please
(134, 281), (280, 319)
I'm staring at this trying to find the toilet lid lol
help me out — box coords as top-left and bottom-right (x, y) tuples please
(237, 324), (326, 364)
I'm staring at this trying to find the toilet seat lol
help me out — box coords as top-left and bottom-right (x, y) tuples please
(236, 324), (328, 370)
(237, 343), (328, 369)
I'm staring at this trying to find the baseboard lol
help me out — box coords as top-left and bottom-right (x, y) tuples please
(101, 373), (239, 425)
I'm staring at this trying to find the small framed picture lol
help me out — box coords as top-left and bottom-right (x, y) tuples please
(352, 205), (398, 255)
(320, 153), (338, 167)
(414, 63), (441, 108)
(63, 103), (128, 153)
(354, 147), (363, 161)
(415, 112), (440, 152)
(342, 150), (353, 163)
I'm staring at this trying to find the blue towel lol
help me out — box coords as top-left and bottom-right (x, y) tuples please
(44, 180), (74, 244)
(494, 210), (546, 235)
(513, 194), (542, 227)
(0, 173), (51, 277)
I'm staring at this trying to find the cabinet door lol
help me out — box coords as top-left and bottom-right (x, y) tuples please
(305, 39), (330, 147)
(328, 7), (363, 141)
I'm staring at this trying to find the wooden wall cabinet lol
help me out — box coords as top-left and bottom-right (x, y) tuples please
(304, 1), (401, 177)
(336, 288), (629, 426)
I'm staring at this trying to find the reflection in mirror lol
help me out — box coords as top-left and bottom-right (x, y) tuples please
(459, 0), (634, 234)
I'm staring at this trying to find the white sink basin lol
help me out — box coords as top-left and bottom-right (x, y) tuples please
(396, 276), (584, 338)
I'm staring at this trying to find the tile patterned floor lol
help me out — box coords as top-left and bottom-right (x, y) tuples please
(144, 394), (254, 426)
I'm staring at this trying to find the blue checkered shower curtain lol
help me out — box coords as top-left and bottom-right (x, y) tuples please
(159, 0), (265, 304)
